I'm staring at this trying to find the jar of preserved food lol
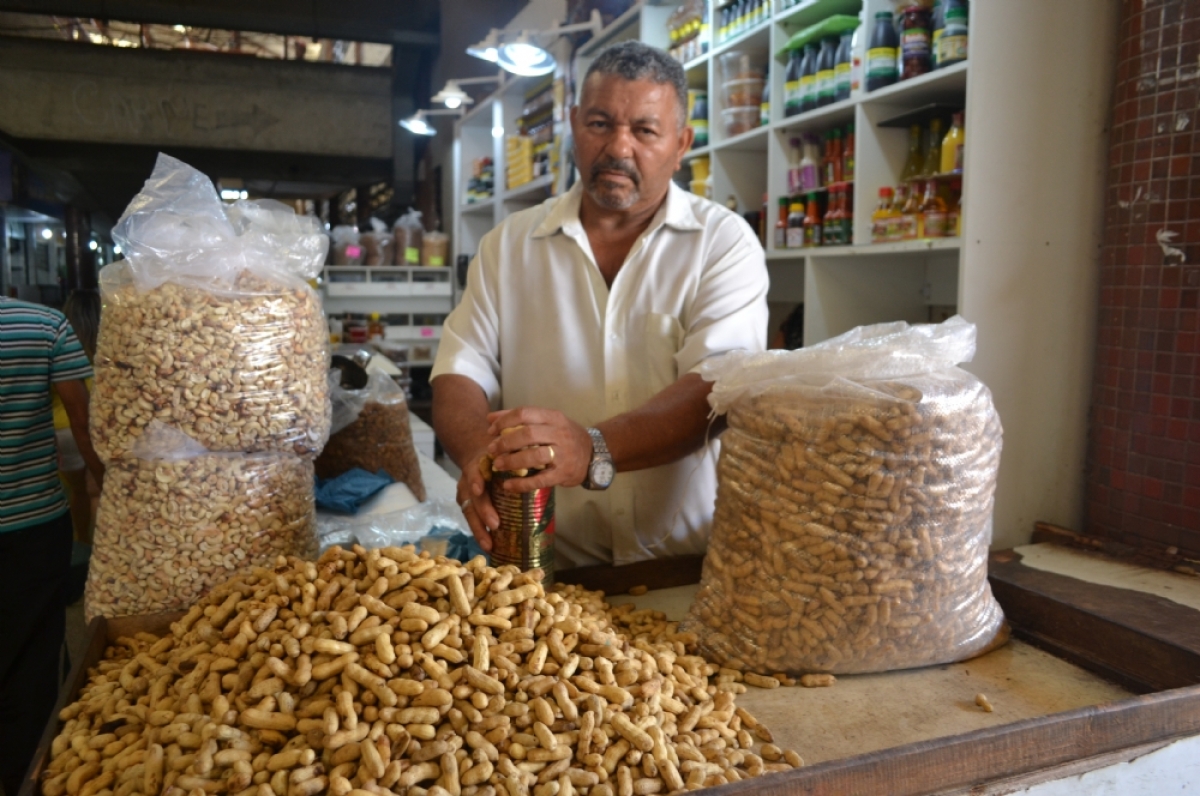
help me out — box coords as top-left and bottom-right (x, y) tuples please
(900, 6), (932, 80)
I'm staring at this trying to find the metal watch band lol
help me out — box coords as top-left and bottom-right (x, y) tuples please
(584, 427), (612, 490)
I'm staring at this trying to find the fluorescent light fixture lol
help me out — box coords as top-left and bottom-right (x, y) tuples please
(88, 240), (98, 251)
(475, 11), (603, 77)
(40, 228), (53, 240)
(497, 34), (556, 76)
(219, 189), (249, 201)
(466, 30), (500, 63)
(399, 108), (463, 137)
(431, 76), (502, 109)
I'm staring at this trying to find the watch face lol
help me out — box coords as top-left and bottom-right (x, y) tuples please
(591, 459), (615, 488)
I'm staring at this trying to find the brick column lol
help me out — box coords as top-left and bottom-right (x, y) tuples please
(1087, 0), (1200, 554)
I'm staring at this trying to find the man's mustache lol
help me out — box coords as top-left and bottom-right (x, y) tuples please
(591, 159), (640, 186)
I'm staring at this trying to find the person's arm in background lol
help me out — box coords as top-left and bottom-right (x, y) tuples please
(53, 380), (104, 490)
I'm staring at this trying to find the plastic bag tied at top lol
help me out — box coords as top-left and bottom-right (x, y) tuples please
(681, 316), (1007, 675)
(91, 153), (332, 460)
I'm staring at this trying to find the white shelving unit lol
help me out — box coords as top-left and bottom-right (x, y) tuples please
(446, 0), (1117, 550)
(321, 265), (454, 365)
(451, 5), (677, 273)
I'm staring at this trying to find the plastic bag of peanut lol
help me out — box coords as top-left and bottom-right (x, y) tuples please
(91, 154), (331, 461)
(316, 370), (427, 501)
(84, 447), (318, 621)
(682, 316), (1007, 675)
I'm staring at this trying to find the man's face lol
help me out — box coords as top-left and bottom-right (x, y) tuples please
(571, 73), (693, 213)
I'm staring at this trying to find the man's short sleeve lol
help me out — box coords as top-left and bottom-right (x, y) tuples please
(50, 317), (92, 383)
(676, 215), (770, 375)
(430, 234), (503, 406)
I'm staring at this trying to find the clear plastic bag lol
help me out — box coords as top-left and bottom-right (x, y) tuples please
(316, 498), (467, 552)
(84, 426), (317, 621)
(331, 225), (364, 265)
(92, 154), (331, 460)
(360, 218), (395, 266)
(681, 316), (1007, 675)
(393, 208), (423, 265)
(316, 370), (426, 500)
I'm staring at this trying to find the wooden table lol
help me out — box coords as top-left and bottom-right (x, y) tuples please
(19, 546), (1200, 796)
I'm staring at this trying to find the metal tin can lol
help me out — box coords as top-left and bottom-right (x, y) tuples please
(488, 476), (555, 583)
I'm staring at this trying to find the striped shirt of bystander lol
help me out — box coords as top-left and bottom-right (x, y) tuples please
(0, 297), (93, 532)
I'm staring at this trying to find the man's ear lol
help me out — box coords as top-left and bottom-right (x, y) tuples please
(677, 123), (695, 167)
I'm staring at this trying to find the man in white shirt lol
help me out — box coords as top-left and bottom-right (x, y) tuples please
(431, 41), (768, 567)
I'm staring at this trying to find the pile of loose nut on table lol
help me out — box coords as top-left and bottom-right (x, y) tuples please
(44, 546), (803, 796)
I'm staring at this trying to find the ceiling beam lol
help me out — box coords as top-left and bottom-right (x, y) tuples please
(0, 1), (440, 46)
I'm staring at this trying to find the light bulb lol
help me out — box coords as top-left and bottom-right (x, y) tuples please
(444, 96), (462, 109)
(88, 240), (98, 251)
(40, 228), (53, 240)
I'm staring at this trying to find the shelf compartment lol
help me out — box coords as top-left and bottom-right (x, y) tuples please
(502, 174), (554, 203)
(773, 96), (856, 134)
(461, 198), (495, 214)
(765, 237), (961, 260)
(861, 61), (969, 108)
(714, 124), (769, 153)
(775, 0), (865, 33)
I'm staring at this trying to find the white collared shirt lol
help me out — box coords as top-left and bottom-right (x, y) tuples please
(433, 181), (769, 567)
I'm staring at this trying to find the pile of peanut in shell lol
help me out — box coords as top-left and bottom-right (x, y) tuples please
(43, 546), (804, 796)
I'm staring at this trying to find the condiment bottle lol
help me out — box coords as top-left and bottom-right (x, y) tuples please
(931, 0), (945, 68)
(786, 201), (805, 248)
(843, 122), (856, 181)
(866, 11), (899, 92)
(774, 197), (790, 249)
(890, 184), (909, 242)
(938, 0), (968, 67)
(368, 313), (385, 343)
(900, 181), (922, 240)
(800, 43), (819, 114)
(823, 185), (841, 246)
(900, 6), (932, 80)
(831, 130), (844, 184)
(871, 187), (895, 244)
(760, 66), (770, 127)
(803, 193), (822, 247)
(922, 117), (944, 178)
(840, 185), (854, 244)
(834, 31), (853, 102)
(785, 48), (803, 117)
(900, 124), (924, 184)
(816, 37), (837, 108)
(799, 135), (820, 192)
(941, 111), (965, 174)
(918, 179), (947, 238)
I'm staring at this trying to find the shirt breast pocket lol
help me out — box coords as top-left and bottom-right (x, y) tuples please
(641, 312), (684, 396)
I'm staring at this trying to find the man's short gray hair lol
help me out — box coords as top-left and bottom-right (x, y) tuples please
(583, 41), (688, 128)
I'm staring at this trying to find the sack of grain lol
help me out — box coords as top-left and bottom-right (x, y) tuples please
(682, 316), (1007, 675)
(316, 370), (426, 501)
(91, 154), (331, 461)
(84, 425), (316, 621)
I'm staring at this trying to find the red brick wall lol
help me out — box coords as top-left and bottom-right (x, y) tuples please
(1087, 0), (1200, 555)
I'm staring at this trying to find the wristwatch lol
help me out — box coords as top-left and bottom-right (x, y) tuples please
(582, 427), (615, 490)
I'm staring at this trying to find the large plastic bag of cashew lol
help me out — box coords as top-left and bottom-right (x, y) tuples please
(84, 424), (317, 621)
(681, 316), (1007, 675)
(90, 153), (331, 461)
